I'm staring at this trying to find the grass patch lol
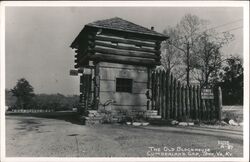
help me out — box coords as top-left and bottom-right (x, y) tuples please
(222, 105), (243, 123)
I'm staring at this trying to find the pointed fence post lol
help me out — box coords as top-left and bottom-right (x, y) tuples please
(157, 70), (161, 115)
(181, 85), (185, 118)
(189, 86), (193, 119)
(195, 86), (199, 120)
(197, 85), (201, 120)
(158, 70), (162, 116)
(210, 99), (213, 121)
(166, 71), (170, 119)
(151, 71), (155, 110)
(205, 100), (208, 120)
(186, 85), (190, 119)
(193, 86), (197, 119)
(170, 74), (174, 119)
(162, 71), (167, 119)
(206, 99), (210, 121)
(173, 78), (177, 119)
(202, 99), (206, 120)
(177, 81), (181, 119)
(182, 85), (187, 117)
(217, 86), (223, 121)
(211, 87), (216, 120)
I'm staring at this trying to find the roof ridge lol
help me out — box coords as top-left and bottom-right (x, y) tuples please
(86, 17), (167, 38)
(113, 17), (157, 33)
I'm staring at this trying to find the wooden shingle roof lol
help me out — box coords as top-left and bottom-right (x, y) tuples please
(71, 17), (168, 49)
(86, 17), (167, 38)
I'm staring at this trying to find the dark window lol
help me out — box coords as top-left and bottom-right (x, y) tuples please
(116, 78), (133, 93)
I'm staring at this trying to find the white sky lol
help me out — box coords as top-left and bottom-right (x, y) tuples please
(5, 7), (243, 95)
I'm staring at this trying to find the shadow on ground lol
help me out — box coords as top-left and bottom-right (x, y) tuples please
(6, 111), (82, 125)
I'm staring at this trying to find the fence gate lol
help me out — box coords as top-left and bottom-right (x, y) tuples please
(151, 69), (222, 121)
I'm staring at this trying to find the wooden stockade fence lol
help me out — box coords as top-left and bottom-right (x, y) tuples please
(151, 69), (222, 121)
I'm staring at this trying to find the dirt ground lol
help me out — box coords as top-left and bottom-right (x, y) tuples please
(5, 112), (243, 158)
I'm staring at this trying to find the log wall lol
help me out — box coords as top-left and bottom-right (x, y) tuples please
(74, 32), (162, 68)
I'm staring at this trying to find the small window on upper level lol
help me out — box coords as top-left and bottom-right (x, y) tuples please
(116, 78), (133, 93)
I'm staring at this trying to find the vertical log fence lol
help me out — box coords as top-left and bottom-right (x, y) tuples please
(151, 69), (222, 121)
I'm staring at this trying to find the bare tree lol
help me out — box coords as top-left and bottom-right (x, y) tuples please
(167, 14), (207, 86)
(162, 14), (234, 87)
(193, 31), (234, 87)
(161, 27), (185, 79)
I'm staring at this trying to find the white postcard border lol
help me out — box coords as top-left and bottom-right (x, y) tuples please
(0, 1), (249, 162)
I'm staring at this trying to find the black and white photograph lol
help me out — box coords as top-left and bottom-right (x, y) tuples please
(0, 1), (249, 162)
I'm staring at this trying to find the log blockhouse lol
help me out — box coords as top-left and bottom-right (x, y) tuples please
(70, 17), (168, 115)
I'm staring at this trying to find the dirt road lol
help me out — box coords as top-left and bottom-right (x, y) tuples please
(6, 114), (243, 157)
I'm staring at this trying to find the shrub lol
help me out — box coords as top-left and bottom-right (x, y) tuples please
(223, 111), (241, 123)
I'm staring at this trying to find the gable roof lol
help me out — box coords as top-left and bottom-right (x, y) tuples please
(71, 17), (168, 49)
(86, 17), (167, 38)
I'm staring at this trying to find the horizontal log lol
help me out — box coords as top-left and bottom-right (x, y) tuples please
(79, 54), (90, 63)
(93, 46), (158, 59)
(95, 35), (156, 48)
(98, 31), (158, 44)
(75, 53), (81, 59)
(90, 53), (160, 66)
(74, 46), (92, 61)
(75, 61), (89, 68)
(74, 53), (91, 68)
(94, 41), (160, 55)
(88, 26), (167, 41)
(93, 52), (155, 62)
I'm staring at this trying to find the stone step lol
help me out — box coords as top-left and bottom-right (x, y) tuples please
(145, 112), (158, 116)
(146, 110), (158, 113)
(86, 116), (103, 120)
(147, 115), (161, 119)
(88, 114), (102, 117)
(145, 110), (158, 116)
(88, 110), (98, 114)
